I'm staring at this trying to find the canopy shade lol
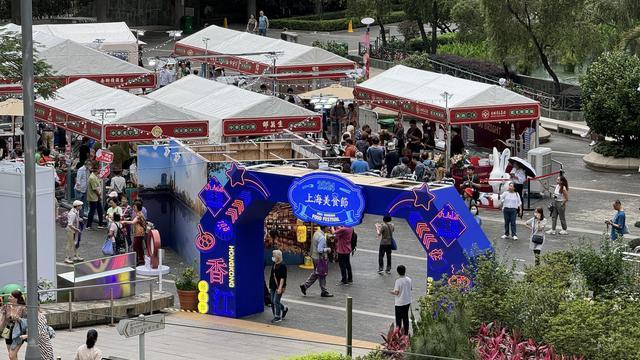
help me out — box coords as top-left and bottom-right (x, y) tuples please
(354, 65), (540, 124)
(174, 25), (355, 80)
(298, 84), (355, 100)
(145, 75), (322, 141)
(0, 24), (155, 93)
(34, 79), (208, 142)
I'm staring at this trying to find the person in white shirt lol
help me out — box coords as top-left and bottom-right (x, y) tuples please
(500, 181), (522, 240)
(65, 200), (84, 264)
(75, 329), (102, 360)
(158, 65), (173, 87)
(509, 161), (527, 204)
(110, 170), (126, 195)
(391, 265), (412, 335)
(74, 160), (91, 217)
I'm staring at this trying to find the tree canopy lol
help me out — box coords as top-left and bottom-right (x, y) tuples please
(348, 0), (393, 45)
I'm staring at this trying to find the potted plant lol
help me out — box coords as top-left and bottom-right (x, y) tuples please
(175, 263), (198, 311)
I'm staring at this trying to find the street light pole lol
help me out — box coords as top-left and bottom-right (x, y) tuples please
(442, 91), (453, 170)
(202, 37), (210, 78)
(20, 0), (40, 358)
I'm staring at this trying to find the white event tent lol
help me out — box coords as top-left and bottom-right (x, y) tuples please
(174, 25), (355, 80)
(34, 79), (208, 142)
(146, 75), (322, 141)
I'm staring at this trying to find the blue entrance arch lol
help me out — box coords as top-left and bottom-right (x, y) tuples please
(194, 164), (492, 317)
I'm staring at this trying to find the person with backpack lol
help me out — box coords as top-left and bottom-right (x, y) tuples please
(376, 216), (395, 274)
(109, 214), (127, 254)
(121, 203), (147, 266)
(65, 200), (84, 264)
(334, 226), (354, 285)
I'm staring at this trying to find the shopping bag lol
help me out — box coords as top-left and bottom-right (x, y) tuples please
(101, 237), (114, 256)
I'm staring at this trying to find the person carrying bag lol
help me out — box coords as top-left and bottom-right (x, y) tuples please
(525, 207), (547, 266)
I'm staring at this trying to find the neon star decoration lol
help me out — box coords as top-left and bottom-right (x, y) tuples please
(225, 162), (246, 187)
(412, 183), (436, 212)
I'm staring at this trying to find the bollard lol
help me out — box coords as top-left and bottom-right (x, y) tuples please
(159, 249), (164, 292)
(138, 314), (146, 360)
(345, 296), (353, 357)
(149, 280), (153, 314)
(110, 287), (114, 326)
(68, 291), (73, 331)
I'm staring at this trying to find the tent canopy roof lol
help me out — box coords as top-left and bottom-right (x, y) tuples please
(37, 79), (198, 125)
(33, 22), (138, 45)
(357, 65), (538, 109)
(299, 84), (354, 100)
(0, 99), (23, 116)
(176, 25), (353, 68)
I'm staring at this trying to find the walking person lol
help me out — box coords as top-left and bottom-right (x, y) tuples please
(19, 309), (54, 360)
(109, 214), (127, 254)
(390, 265), (412, 335)
(376, 216), (395, 274)
(269, 250), (288, 323)
(500, 181), (522, 240)
(525, 207), (547, 266)
(74, 329), (102, 360)
(547, 175), (569, 235)
(300, 226), (333, 297)
(121, 203), (147, 266)
(334, 226), (354, 285)
(86, 167), (105, 230)
(74, 160), (91, 217)
(246, 14), (257, 33)
(606, 200), (629, 241)
(65, 200), (85, 264)
(257, 10), (269, 36)
(2, 290), (27, 360)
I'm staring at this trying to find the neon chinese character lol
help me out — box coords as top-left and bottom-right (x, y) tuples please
(206, 258), (228, 285)
(315, 194), (323, 204)
(340, 197), (349, 207)
(323, 195), (330, 206)
(331, 195), (340, 207)
(306, 193), (314, 203)
(262, 121), (269, 129)
(277, 120), (283, 127)
(270, 121), (276, 128)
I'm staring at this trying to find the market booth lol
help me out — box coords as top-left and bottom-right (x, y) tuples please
(0, 24), (155, 94)
(354, 65), (541, 188)
(174, 25), (355, 85)
(145, 75), (322, 142)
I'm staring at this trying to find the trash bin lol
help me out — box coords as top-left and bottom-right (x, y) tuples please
(181, 16), (194, 33)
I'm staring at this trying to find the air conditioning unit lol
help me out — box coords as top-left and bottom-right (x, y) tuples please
(527, 147), (552, 195)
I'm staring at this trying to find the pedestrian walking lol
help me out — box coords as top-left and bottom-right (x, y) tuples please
(257, 10), (269, 36)
(246, 14), (257, 33)
(547, 175), (569, 235)
(65, 200), (85, 264)
(500, 181), (522, 240)
(121, 203), (147, 266)
(525, 207), (547, 266)
(376, 216), (395, 274)
(109, 214), (127, 254)
(606, 200), (629, 241)
(334, 226), (354, 285)
(74, 329), (102, 360)
(390, 265), (412, 335)
(269, 250), (288, 323)
(19, 309), (54, 360)
(110, 170), (126, 196)
(86, 167), (105, 230)
(2, 290), (27, 360)
(300, 226), (333, 297)
(74, 160), (91, 217)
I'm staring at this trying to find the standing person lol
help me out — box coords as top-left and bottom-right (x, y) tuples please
(405, 120), (423, 154)
(110, 170), (126, 196)
(121, 203), (147, 266)
(355, 132), (370, 156)
(268, 250), (288, 323)
(376, 216), (395, 274)
(65, 200), (85, 264)
(246, 14), (257, 33)
(334, 226), (354, 285)
(366, 137), (385, 171)
(329, 101), (347, 142)
(500, 181), (522, 240)
(393, 117), (405, 153)
(460, 166), (481, 200)
(86, 167), (105, 230)
(470, 204), (482, 226)
(390, 157), (412, 178)
(257, 10), (269, 36)
(606, 200), (629, 241)
(300, 226), (333, 298)
(74, 160), (91, 217)
(109, 214), (127, 254)
(158, 65), (172, 87)
(450, 127), (465, 155)
(106, 197), (123, 223)
(547, 175), (569, 235)
(390, 265), (412, 335)
(346, 103), (359, 127)
(74, 329), (102, 360)
(510, 161), (526, 204)
(76, 137), (91, 169)
(19, 309), (54, 360)
(384, 142), (400, 178)
(120, 196), (132, 250)
(3, 290), (27, 360)
(343, 139), (357, 158)
(525, 207), (547, 266)
(351, 152), (370, 174)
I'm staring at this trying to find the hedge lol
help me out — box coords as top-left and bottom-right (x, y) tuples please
(271, 11), (407, 32)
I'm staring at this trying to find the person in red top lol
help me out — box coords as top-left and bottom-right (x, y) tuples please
(343, 139), (357, 158)
(334, 226), (354, 285)
(38, 148), (53, 166)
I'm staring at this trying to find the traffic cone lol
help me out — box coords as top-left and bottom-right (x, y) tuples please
(223, 17), (228, 28)
(347, 20), (353, 33)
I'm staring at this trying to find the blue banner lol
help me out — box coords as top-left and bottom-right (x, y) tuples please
(287, 172), (365, 227)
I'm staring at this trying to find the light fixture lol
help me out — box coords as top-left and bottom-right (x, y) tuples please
(148, 58), (157, 67)
(361, 17), (374, 26)
(164, 146), (171, 157)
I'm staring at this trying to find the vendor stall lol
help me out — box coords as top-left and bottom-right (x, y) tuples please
(0, 24), (155, 94)
(174, 25), (355, 82)
(34, 79), (209, 142)
(145, 75), (322, 142)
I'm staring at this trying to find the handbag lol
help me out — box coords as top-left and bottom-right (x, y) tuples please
(101, 236), (114, 256)
(391, 237), (398, 251)
(532, 235), (544, 245)
(315, 257), (328, 276)
(547, 201), (555, 214)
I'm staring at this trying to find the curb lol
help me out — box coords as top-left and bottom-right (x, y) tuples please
(582, 151), (640, 171)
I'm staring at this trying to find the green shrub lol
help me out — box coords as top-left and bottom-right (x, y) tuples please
(593, 140), (640, 158)
(289, 10), (349, 21)
(271, 11), (406, 32)
(401, 52), (431, 70)
(575, 238), (631, 297)
(438, 41), (491, 61)
(311, 40), (349, 58)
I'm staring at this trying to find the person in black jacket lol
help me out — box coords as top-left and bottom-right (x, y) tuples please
(269, 249), (288, 323)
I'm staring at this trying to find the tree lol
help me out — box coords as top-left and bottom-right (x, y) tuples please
(581, 51), (640, 148)
(482, 0), (599, 94)
(348, 0), (393, 46)
(402, 0), (455, 54)
(0, 32), (58, 99)
(451, 0), (485, 42)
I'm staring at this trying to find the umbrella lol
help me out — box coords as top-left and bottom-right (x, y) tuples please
(508, 156), (536, 177)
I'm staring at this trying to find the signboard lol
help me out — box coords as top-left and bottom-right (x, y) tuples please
(287, 172), (365, 227)
(95, 149), (114, 164)
(105, 122), (209, 142)
(99, 164), (111, 179)
(222, 116), (322, 137)
(450, 104), (540, 124)
(117, 314), (165, 338)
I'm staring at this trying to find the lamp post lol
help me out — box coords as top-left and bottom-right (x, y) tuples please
(132, 29), (145, 66)
(360, 18), (374, 80)
(20, 0), (40, 358)
(441, 91), (453, 170)
(202, 37), (211, 79)
(264, 52), (282, 95)
(91, 108), (117, 156)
